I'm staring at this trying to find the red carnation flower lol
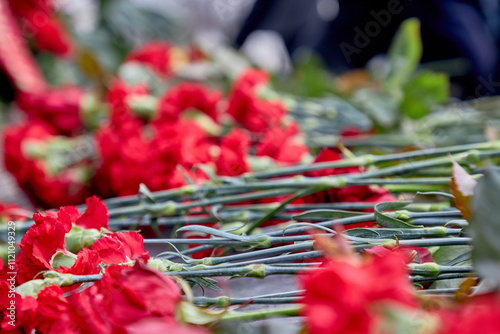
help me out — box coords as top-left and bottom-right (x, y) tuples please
(16, 86), (84, 135)
(98, 260), (180, 328)
(57, 248), (101, 276)
(28, 162), (92, 208)
(125, 41), (173, 77)
(107, 79), (149, 125)
(8, 1), (74, 57)
(300, 251), (416, 334)
(36, 285), (72, 333)
(3, 121), (92, 208)
(215, 128), (251, 176)
(3, 121), (55, 185)
(91, 231), (149, 265)
(436, 293), (500, 334)
(0, 201), (30, 223)
(256, 122), (309, 165)
(23, 10), (74, 57)
(35, 259), (195, 333)
(0, 280), (38, 333)
(227, 68), (286, 133)
(57, 196), (109, 231)
(17, 213), (67, 284)
(156, 82), (222, 123)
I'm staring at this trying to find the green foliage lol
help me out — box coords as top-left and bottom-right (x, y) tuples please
(400, 70), (449, 119)
(384, 18), (423, 93)
(272, 52), (335, 98)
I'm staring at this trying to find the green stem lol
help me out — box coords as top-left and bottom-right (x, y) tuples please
(246, 141), (500, 179)
(220, 305), (302, 322)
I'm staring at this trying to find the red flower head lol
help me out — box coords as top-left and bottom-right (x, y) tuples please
(256, 122), (309, 165)
(16, 86), (84, 135)
(156, 82), (222, 123)
(17, 213), (67, 284)
(0, 280), (38, 333)
(57, 248), (101, 276)
(57, 196), (109, 231)
(3, 121), (92, 208)
(8, 1), (74, 57)
(436, 293), (500, 334)
(300, 251), (416, 334)
(3, 121), (55, 185)
(98, 260), (181, 327)
(215, 128), (251, 176)
(107, 79), (150, 125)
(153, 120), (213, 170)
(227, 68), (286, 133)
(62, 259), (183, 333)
(24, 10), (74, 57)
(36, 285), (72, 333)
(126, 41), (173, 77)
(91, 231), (149, 265)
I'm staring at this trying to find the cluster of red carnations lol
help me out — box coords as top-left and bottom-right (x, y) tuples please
(1, 197), (499, 333)
(3, 40), (393, 209)
(0, 196), (209, 333)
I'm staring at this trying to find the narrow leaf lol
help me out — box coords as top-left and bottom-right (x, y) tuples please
(374, 202), (418, 228)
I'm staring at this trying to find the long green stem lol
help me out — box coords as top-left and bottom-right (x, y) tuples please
(220, 305), (302, 322)
(246, 141), (500, 179)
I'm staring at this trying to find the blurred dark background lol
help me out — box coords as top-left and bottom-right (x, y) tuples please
(2, 0), (500, 103)
(235, 0), (500, 99)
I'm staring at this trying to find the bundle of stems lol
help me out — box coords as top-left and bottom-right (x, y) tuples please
(6, 140), (497, 323)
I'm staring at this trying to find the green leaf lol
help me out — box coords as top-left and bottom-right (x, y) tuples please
(429, 245), (472, 290)
(139, 183), (157, 203)
(385, 18), (423, 91)
(431, 245), (472, 265)
(470, 167), (500, 286)
(272, 52), (335, 97)
(400, 70), (449, 119)
(189, 277), (221, 292)
(374, 202), (418, 228)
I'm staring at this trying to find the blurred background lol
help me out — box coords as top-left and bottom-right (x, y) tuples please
(3, 0), (500, 100)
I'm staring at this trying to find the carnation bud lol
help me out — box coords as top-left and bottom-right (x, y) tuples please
(147, 258), (175, 272)
(247, 155), (276, 172)
(65, 226), (101, 253)
(43, 271), (75, 286)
